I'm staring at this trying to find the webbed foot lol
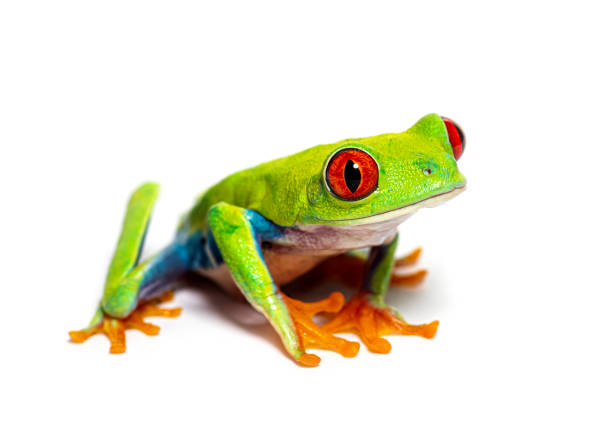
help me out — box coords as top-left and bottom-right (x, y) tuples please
(279, 291), (360, 367)
(322, 292), (439, 354)
(69, 291), (181, 354)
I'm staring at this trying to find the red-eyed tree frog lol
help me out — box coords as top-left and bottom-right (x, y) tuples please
(70, 113), (467, 366)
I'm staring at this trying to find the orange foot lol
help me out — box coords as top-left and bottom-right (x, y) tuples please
(280, 291), (361, 367)
(69, 291), (182, 354)
(322, 292), (439, 354)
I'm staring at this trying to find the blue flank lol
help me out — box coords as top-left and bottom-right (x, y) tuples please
(246, 209), (285, 260)
(136, 232), (203, 300)
(245, 209), (284, 242)
(136, 209), (285, 301)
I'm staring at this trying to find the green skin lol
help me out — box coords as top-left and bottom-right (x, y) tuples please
(83, 113), (466, 362)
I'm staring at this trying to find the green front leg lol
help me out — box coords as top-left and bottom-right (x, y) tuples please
(363, 234), (399, 308)
(206, 202), (304, 361)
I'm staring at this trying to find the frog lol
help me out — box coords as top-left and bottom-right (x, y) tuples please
(69, 113), (467, 367)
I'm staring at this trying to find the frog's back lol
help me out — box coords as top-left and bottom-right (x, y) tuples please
(178, 167), (267, 234)
(177, 140), (346, 233)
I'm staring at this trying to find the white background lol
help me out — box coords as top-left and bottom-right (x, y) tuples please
(1, 1), (611, 437)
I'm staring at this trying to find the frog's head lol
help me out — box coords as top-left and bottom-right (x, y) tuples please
(299, 113), (467, 225)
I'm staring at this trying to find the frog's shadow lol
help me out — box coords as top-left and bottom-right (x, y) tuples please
(179, 273), (439, 359)
(179, 276), (349, 359)
(180, 275), (287, 357)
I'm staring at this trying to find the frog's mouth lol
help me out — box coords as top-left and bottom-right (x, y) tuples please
(321, 185), (466, 226)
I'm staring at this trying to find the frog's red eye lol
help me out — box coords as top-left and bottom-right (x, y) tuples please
(325, 148), (378, 200)
(442, 116), (465, 160)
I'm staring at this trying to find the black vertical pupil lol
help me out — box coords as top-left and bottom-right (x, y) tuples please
(344, 160), (361, 193)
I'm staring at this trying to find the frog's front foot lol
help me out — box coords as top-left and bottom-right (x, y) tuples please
(279, 291), (361, 366)
(69, 291), (182, 354)
(322, 292), (438, 354)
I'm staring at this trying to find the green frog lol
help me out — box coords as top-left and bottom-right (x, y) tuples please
(70, 113), (467, 366)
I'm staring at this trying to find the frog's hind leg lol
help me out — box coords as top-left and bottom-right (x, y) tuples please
(69, 183), (193, 353)
(296, 247), (427, 291)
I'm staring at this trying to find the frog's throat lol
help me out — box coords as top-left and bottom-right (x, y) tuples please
(318, 185), (466, 226)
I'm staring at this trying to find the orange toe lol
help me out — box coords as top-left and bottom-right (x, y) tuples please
(280, 291), (361, 365)
(391, 269), (428, 287)
(297, 353), (322, 367)
(69, 325), (102, 343)
(394, 247), (422, 267)
(323, 292), (438, 354)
